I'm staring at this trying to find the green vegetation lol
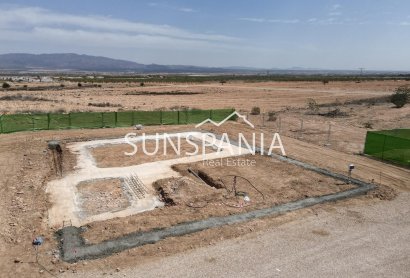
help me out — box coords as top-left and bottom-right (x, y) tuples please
(390, 87), (409, 108)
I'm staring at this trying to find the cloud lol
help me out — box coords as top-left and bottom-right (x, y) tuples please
(148, 2), (196, 13)
(0, 6), (234, 43)
(239, 17), (300, 24)
(331, 4), (341, 10)
(0, 5), (269, 66)
(178, 8), (196, 13)
(328, 12), (342, 16)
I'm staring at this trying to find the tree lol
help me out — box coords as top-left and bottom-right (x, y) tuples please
(391, 87), (409, 108)
(2, 82), (10, 89)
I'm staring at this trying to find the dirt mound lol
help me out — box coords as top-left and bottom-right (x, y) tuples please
(367, 185), (397, 200)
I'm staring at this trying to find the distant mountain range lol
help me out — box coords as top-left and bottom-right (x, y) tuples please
(0, 53), (266, 73)
(0, 53), (406, 74)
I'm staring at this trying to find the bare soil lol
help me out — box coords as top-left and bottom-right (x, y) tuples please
(79, 154), (352, 245)
(0, 80), (409, 277)
(77, 178), (130, 217)
(0, 80), (408, 113)
(91, 139), (215, 168)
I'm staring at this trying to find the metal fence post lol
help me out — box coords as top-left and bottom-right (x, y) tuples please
(32, 114), (35, 131)
(325, 123), (331, 146)
(299, 119), (304, 139)
(47, 113), (50, 130)
(381, 134), (387, 160)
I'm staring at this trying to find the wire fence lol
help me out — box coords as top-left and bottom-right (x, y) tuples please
(0, 108), (235, 134)
(244, 113), (366, 154)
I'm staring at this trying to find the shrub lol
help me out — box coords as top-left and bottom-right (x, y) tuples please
(250, 106), (260, 115)
(307, 98), (319, 113)
(88, 102), (122, 108)
(320, 108), (348, 118)
(2, 82), (10, 89)
(267, 111), (277, 121)
(390, 87), (409, 108)
(55, 108), (67, 113)
(363, 122), (373, 129)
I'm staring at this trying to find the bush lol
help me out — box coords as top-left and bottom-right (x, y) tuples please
(307, 98), (319, 113)
(267, 111), (277, 121)
(250, 106), (260, 115)
(390, 87), (409, 108)
(88, 102), (122, 108)
(2, 82), (10, 89)
(363, 122), (373, 129)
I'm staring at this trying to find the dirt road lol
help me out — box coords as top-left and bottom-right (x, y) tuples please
(63, 192), (410, 277)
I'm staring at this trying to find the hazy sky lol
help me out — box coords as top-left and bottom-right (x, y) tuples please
(1, 0), (409, 70)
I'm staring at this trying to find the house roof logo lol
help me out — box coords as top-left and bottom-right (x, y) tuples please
(195, 111), (255, 128)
